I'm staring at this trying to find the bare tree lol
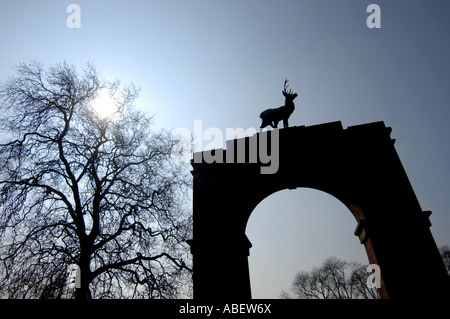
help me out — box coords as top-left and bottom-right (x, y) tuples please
(440, 245), (450, 276)
(0, 61), (192, 299)
(282, 257), (379, 299)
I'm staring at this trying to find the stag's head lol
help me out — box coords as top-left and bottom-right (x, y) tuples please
(282, 79), (298, 101)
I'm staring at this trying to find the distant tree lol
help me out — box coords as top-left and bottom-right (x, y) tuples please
(440, 245), (450, 276)
(281, 257), (379, 299)
(0, 62), (192, 299)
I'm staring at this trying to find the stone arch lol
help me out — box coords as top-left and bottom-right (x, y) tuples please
(242, 183), (365, 230)
(245, 187), (367, 298)
(189, 121), (449, 299)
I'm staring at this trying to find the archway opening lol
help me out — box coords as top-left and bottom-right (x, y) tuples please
(246, 188), (369, 299)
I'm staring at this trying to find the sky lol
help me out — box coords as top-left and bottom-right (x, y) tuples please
(1, 0), (449, 299)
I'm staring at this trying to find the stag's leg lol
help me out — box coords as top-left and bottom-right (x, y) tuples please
(260, 119), (270, 129)
(283, 119), (289, 128)
(271, 121), (279, 128)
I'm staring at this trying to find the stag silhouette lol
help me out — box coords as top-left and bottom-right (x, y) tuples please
(260, 79), (298, 129)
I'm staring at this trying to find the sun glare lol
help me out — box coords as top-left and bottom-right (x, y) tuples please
(92, 89), (118, 118)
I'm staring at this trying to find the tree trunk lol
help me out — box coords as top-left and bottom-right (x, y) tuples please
(75, 245), (92, 299)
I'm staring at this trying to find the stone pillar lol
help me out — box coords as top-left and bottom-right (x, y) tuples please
(189, 235), (252, 300)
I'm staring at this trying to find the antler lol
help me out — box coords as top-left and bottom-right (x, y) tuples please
(283, 79), (293, 94)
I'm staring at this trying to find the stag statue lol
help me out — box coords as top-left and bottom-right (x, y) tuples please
(260, 79), (298, 129)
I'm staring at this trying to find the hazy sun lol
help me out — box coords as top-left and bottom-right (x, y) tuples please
(92, 89), (118, 118)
